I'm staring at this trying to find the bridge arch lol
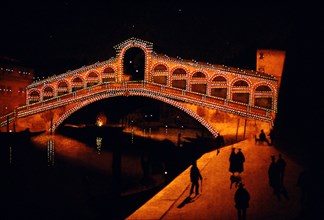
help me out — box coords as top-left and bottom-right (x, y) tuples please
(86, 70), (101, 86)
(191, 71), (208, 79)
(71, 75), (85, 91)
(28, 88), (41, 104)
(52, 92), (219, 138)
(230, 79), (251, 105)
(211, 75), (228, 84)
(117, 41), (150, 82)
(171, 67), (188, 76)
(151, 63), (169, 85)
(152, 63), (168, 72)
(252, 82), (277, 109)
(57, 79), (70, 96)
(101, 65), (117, 82)
(42, 85), (55, 101)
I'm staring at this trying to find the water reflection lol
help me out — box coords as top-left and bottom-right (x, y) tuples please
(47, 138), (55, 166)
(9, 145), (12, 165)
(96, 137), (102, 154)
(0, 126), (214, 220)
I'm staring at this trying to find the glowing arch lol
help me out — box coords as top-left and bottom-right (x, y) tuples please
(52, 91), (219, 138)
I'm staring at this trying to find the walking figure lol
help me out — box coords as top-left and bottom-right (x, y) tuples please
(236, 148), (245, 174)
(268, 155), (281, 200)
(229, 148), (237, 175)
(276, 153), (286, 186)
(259, 129), (270, 145)
(215, 133), (225, 155)
(189, 160), (202, 196)
(268, 128), (275, 145)
(234, 182), (250, 220)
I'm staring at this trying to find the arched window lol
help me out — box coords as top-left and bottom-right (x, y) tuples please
(192, 72), (206, 78)
(103, 67), (115, 74)
(72, 77), (84, 91)
(57, 81), (69, 95)
(154, 64), (167, 71)
(43, 86), (54, 100)
(172, 68), (187, 76)
(29, 90), (40, 104)
(233, 80), (249, 87)
(256, 85), (272, 91)
(212, 76), (226, 82)
(86, 72), (99, 87)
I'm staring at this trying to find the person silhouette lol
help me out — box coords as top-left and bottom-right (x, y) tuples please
(234, 182), (250, 220)
(236, 148), (245, 174)
(268, 155), (281, 200)
(215, 133), (225, 155)
(189, 160), (202, 196)
(276, 154), (286, 186)
(268, 128), (275, 145)
(229, 148), (237, 175)
(259, 129), (270, 145)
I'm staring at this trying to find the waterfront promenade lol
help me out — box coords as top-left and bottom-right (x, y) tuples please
(126, 137), (308, 220)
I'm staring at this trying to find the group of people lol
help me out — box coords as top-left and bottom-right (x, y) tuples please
(229, 148), (245, 175)
(187, 129), (286, 220)
(268, 153), (287, 200)
(228, 148), (249, 220)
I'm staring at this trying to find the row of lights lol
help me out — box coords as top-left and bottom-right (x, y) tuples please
(16, 82), (274, 133)
(26, 79), (275, 103)
(21, 82), (274, 121)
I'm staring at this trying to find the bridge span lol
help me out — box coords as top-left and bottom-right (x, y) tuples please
(0, 37), (281, 137)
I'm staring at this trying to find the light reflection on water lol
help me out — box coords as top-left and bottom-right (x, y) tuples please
(47, 138), (55, 166)
(1, 126), (213, 219)
(31, 128), (181, 196)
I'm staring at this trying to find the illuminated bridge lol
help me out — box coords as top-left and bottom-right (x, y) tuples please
(0, 38), (281, 137)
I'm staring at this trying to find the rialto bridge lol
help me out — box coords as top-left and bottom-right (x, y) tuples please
(0, 38), (281, 138)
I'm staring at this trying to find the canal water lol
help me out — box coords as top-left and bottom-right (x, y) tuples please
(0, 126), (214, 220)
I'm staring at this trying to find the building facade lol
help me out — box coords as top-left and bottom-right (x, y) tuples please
(0, 57), (34, 117)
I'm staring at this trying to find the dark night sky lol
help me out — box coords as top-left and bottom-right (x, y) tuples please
(1, 1), (299, 77)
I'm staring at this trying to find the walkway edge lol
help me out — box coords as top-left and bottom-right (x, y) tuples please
(126, 150), (215, 220)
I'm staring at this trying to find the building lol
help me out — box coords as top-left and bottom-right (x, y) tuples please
(256, 49), (286, 87)
(0, 57), (34, 117)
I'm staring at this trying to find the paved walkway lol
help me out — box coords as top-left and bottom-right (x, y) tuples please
(126, 138), (305, 220)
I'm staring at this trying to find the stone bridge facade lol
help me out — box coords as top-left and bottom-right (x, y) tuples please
(0, 38), (281, 137)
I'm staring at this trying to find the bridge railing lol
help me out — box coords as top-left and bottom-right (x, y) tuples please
(143, 82), (273, 120)
(0, 112), (15, 128)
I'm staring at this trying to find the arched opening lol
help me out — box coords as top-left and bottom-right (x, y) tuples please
(154, 64), (167, 72)
(29, 90), (40, 104)
(72, 77), (84, 91)
(192, 72), (206, 78)
(102, 67), (116, 83)
(43, 86), (54, 100)
(172, 68), (187, 76)
(255, 85), (273, 109)
(123, 47), (145, 81)
(57, 81), (69, 96)
(86, 72), (99, 87)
